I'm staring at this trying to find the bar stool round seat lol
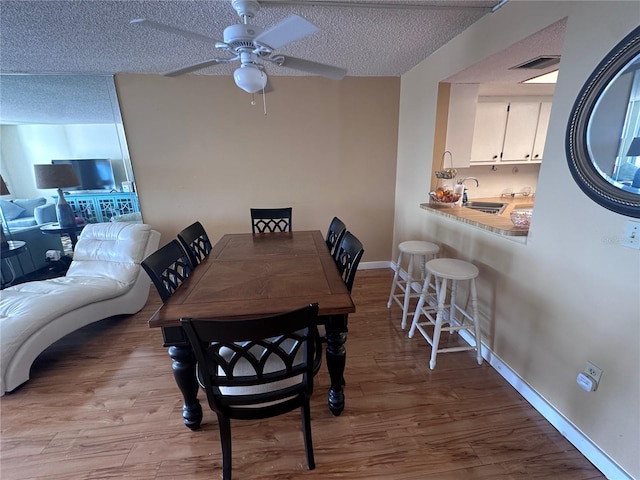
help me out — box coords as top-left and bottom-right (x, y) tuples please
(427, 258), (479, 280)
(408, 258), (482, 370)
(387, 240), (440, 329)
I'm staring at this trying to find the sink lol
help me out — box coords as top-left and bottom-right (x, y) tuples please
(463, 201), (507, 214)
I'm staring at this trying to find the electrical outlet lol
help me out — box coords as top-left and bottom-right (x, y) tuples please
(585, 362), (602, 383)
(621, 220), (640, 249)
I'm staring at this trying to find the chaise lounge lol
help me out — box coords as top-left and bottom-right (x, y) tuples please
(0, 222), (160, 395)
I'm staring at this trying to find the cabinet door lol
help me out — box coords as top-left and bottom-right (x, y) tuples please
(531, 101), (551, 162)
(501, 102), (540, 162)
(470, 102), (508, 163)
(445, 84), (479, 168)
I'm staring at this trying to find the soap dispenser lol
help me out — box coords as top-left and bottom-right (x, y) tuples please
(462, 188), (469, 205)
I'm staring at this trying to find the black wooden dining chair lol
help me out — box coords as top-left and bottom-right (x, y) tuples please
(325, 216), (347, 260)
(334, 231), (365, 293)
(180, 304), (321, 480)
(141, 240), (193, 303)
(177, 221), (212, 267)
(250, 207), (292, 233)
(321, 231), (364, 351)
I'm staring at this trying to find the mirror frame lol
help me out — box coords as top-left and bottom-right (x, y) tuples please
(566, 25), (640, 218)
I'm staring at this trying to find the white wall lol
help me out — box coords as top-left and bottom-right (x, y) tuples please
(396, 2), (639, 477)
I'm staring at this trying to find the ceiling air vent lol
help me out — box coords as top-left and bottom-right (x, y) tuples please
(509, 55), (561, 70)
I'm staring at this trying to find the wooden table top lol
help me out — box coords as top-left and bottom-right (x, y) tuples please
(148, 230), (356, 328)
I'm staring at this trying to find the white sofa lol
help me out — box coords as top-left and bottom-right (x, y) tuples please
(0, 222), (160, 395)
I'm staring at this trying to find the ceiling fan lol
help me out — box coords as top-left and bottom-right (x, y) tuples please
(131, 0), (347, 94)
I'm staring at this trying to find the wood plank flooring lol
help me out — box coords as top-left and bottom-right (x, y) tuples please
(0, 269), (605, 479)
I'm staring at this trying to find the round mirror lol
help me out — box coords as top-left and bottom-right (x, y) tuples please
(566, 25), (640, 218)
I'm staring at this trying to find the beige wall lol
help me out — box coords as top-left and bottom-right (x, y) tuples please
(396, 1), (639, 477)
(115, 74), (399, 262)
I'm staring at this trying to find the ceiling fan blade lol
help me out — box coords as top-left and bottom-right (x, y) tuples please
(253, 14), (318, 50)
(163, 59), (224, 77)
(275, 55), (347, 80)
(130, 19), (222, 46)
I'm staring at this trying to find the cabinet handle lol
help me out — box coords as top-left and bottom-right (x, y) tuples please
(525, 154), (530, 158)
(534, 154), (540, 158)
(493, 155), (498, 159)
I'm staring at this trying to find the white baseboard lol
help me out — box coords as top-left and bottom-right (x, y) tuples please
(383, 263), (630, 480)
(456, 325), (631, 479)
(359, 261), (392, 270)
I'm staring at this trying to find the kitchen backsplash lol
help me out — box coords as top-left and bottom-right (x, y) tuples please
(438, 163), (540, 199)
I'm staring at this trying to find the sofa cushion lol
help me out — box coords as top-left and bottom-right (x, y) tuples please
(0, 200), (26, 221)
(66, 222), (151, 285)
(12, 197), (46, 217)
(6, 217), (37, 229)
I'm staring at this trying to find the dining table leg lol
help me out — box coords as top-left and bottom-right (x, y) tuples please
(324, 314), (348, 416)
(167, 344), (202, 430)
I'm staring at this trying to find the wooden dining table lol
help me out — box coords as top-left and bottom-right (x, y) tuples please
(148, 230), (356, 430)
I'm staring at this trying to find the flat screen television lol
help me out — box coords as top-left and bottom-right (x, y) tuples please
(51, 159), (116, 191)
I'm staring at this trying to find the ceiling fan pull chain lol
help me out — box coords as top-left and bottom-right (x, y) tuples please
(262, 86), (267, 115)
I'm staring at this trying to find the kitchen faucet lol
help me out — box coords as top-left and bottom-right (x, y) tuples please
(456, 177), (479, 204)
(457, 177), (480, 187)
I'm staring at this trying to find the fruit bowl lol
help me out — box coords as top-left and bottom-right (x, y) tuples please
(510, 209), (533, 228)
(429, 189), (460, 204)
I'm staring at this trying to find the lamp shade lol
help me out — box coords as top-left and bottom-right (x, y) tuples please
(626, 137), (640, 157)
(233, 65), (267, 94)
(34, 164), (80, 189)
(34, 164), (80, 227)
(0, 175), (9, 195)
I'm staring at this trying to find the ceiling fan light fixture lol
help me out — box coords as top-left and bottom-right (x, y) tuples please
(234, 64), (268, 93)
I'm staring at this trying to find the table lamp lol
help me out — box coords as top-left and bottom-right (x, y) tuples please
(34, 164), (80, 228)
(1, 175), (10, 248)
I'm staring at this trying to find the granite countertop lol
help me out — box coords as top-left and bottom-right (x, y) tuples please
(420, 196), (535, 236)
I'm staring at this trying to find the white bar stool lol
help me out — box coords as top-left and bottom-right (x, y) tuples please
(387, 240), (440, 329)
(408, 258), (482, 369)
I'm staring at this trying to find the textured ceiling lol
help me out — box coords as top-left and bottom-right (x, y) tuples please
(1, 0), (499, 77)
(0, 0), (566, 125)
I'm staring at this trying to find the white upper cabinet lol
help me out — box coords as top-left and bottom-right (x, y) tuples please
(445, 84), (480, 168)
(443, 85), (553, 167)
(470, 101), (509, 163)
(531, 101), (552, 161)
(470, 97), (552, 164)
(501, 102), (541, 162)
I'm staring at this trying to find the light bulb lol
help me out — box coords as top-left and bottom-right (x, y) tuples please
(233, 65), (267, 94)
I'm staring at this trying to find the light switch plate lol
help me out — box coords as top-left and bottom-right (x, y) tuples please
(621, 220), (640, 249)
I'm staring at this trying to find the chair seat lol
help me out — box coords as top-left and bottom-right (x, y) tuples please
(426, 258), (479, 280)
(398, 240), (439, 256)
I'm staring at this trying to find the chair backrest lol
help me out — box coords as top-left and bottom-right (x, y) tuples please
(325, 216), (346, 260)
(66, 222), (152, 286)
(334, 231), (364, 293)
(181, 304), (320, 419)
(141, 239), (193, 303)
(250, 207), (292, 233)
(177, 221), (212, 267)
